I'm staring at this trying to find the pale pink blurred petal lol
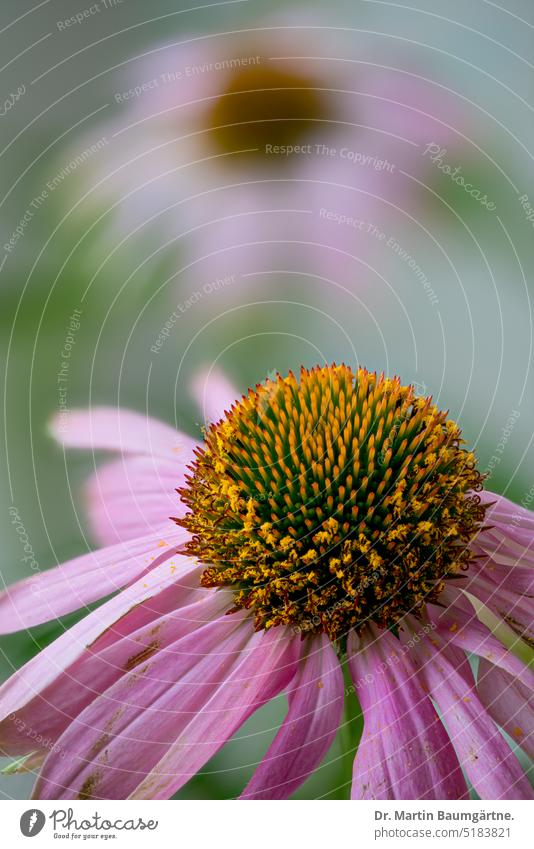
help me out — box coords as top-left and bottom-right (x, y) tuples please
(85, 454), (189, 546)
(50, 406), (196, 460)
(190, 367), (240, 425)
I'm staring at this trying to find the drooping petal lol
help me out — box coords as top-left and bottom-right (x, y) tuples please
(428, 590), (534, 690)
(84, 454), (189, 546)
(474, 526), (534, 568)
(50, 406), (197, 460)
(0, 527), (189, 633)
(479, 491), (534, 546)
(241, 633), (343, 800)
(0, 588), (227, 758)
(190, 367), (240, 425)
(129, 626), (299, 800)
(32, 611), (249, 799)
(33, 618), (298, 800)
(402, 618), (532, 799)
(88, 564), (206, 652)
(465, 573), (534, 647)
(481, 527), (534, 562)
(469, 554), (534, 598)
(471, 500), (534, 595)
(477, 659), (534, 760)
(480, 491), (534, 568)
(0, 554), (201, 735)
(348, 628), (468, 800)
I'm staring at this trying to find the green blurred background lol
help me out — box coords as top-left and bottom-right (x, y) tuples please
(1, 0), (533, 798)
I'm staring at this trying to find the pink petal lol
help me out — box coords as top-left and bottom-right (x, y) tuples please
(0, 555), (201, 731)
(470, 555), (534, 598)
(32, 611), (249, 799)
(474, 527), (534, 568)
(129, 626), (299, 800)
(471, 515), (534, 595)
(348, 628), (468, 800)
(477, 659), (534, 760)
(0, 528), (189, 633)
(34, 618), (298, 800)
(465, 573), (534, 646)
(362, 67), (467, 152)
(190, 367), (239, 425)
(0, 588), (227, 758)
(480, 490), (534, 524)
(479, 527), (534, 560)
(480, 491), (534, 545)
(428, 590), (534, 690)
(89, 564), (206, 653)
(402, 618), (532, 799)
(50, 406), (197, 460)
(84, 454), (189, 546)
(241, 633), (343, 799)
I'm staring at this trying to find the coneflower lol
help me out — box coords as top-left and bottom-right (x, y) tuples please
(0, 365), (531, 800)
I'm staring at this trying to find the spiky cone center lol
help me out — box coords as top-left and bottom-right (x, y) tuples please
(177, 365), (486, 642)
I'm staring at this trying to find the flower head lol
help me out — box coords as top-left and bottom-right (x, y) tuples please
(203, 60), (329, 165)
(179, 365), (484, 640)
(59, 18), (469, 289)
(0, 365), (532, 801)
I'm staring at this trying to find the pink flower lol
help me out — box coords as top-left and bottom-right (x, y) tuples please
(0, 365), (532, 800)
(66, 18), (469, 288)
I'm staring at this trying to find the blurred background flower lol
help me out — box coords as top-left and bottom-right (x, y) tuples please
(1, 0), (533, 799)
(61, 14), (469, 290)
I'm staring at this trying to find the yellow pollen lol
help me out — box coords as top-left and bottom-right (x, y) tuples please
(176, 365), (486, 641)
